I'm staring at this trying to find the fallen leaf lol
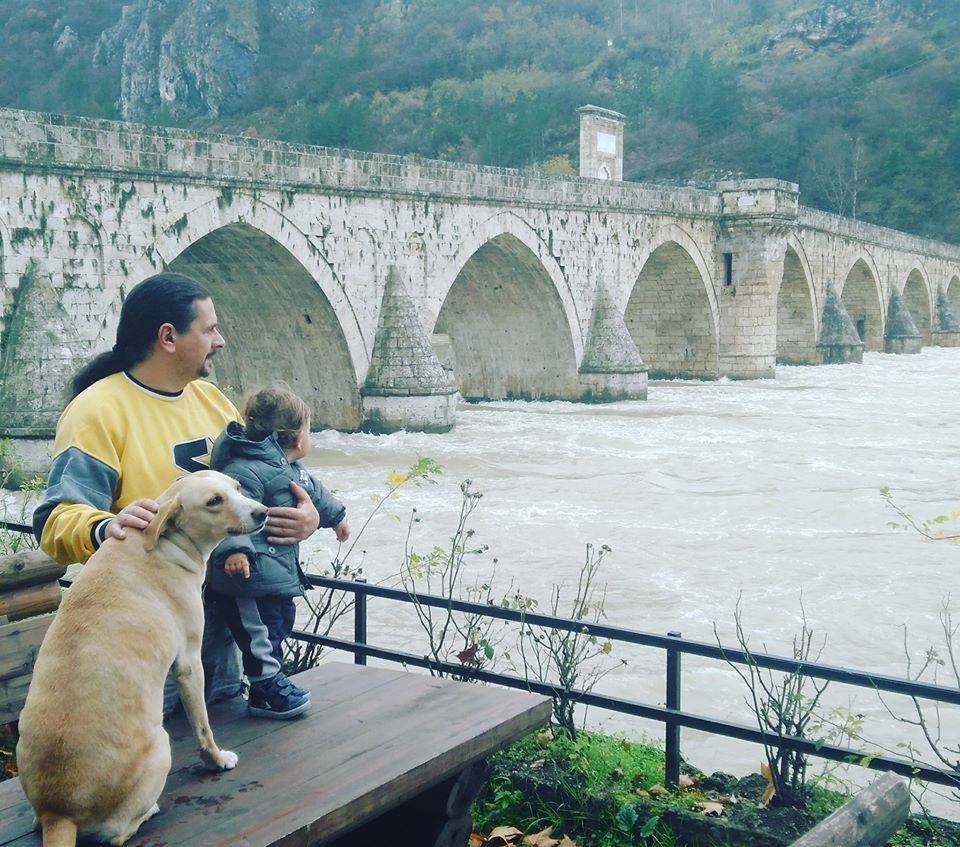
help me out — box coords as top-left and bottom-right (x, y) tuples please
(759, 762), (776, 809)
(697, 801), (724, 817)
(470, 836), (485, 847)
(635, 788), (651, 798)
(523, 826), (559, 847)
(529, 758), (545, 769)
(648, 784), (668, 797)
(535, 729), (554, 749)
(558, 838), (577, 847)
(457, 644), (481, 666)
(486, 825), (524, 846)
(611, 766), (624, 781)
(679, 773), (696, 789)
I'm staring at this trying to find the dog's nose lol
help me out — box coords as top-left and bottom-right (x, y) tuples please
(252, 504), (268, 518)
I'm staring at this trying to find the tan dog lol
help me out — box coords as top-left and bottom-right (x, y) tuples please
(17, 470), (268, 847)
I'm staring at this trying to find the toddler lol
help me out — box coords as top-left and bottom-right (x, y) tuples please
(207, 385), (349, 719)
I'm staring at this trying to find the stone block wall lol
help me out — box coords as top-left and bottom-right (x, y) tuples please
(1, 108), (960, 440)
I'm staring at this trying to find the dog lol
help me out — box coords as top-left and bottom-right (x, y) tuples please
(17, 470), (269, 847)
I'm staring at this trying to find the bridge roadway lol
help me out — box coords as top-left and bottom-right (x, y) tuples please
(1, 107), (958, 439)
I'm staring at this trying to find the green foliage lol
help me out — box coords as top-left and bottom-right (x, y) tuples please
(0, 440), (44, 556)
(473, 728), (668, 845)
(3, 2), (959, 237)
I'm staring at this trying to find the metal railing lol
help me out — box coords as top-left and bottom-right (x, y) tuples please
(5, 515), (955, 791)
(295, 574), (960, 790)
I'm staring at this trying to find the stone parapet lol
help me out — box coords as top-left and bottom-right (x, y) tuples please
(798, 206), (960, 263)
(0, 108), (720, 217)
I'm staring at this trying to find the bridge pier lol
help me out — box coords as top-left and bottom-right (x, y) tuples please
(577, 283), (647, 402)
(933, 288), (960, 346)
(716, 181), (798, 380)
(816, 283), (863, 364)
(884, 290), (921, 354)
(360, 268), (458, 434)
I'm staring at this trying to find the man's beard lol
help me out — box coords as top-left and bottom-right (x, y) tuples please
(196, 353), (216, 377)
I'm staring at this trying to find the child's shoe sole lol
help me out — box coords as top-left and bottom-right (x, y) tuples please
(248, 699), (311, 720)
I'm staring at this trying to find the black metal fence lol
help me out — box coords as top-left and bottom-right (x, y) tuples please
(296, 574), (960, 790)
(4, 516), (956, 791)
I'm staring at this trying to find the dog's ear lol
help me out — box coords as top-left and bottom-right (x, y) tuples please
(142, 495), (181, 552)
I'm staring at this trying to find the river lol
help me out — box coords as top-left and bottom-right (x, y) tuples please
(299, 348), (959, 806)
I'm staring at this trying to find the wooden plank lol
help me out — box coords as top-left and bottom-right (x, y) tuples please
(0, 583), (60, 623)
(0, 552), (65, 592)
(0, 663), (406, 843)
(139, 667), (548, 847)
(0, 615), (54, 725)
(790, 772), (910, 847)
(0, 664), (549, 847)
(130, 671), (463, 847)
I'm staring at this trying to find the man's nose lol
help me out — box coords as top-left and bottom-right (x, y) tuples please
(213, 330), (225, 349)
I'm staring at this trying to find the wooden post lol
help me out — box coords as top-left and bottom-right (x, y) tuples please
(0, 548), (66, 720)
(790, 772), (910, 847)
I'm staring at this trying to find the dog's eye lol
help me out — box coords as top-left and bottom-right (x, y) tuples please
(206, 495), (223, 508)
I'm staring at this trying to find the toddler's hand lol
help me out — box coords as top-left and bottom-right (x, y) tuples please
(224, 552), (251, 579)
(334, 520), (350, 543)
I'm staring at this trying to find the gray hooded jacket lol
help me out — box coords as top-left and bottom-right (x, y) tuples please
(207, 421), (346, 598)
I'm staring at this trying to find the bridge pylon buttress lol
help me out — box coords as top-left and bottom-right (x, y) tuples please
(577, 281), (647, 402)
(360, 267), (458, 434)
(932, 287), (960, 347)
(716, 180), (799, 380)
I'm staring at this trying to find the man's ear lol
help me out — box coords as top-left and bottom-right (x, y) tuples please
(142, 496), (181, 551)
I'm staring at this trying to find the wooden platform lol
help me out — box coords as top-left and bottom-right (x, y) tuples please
(0, 662), (550, 846)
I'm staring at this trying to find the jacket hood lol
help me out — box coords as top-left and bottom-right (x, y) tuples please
(210, 420), (286, 467)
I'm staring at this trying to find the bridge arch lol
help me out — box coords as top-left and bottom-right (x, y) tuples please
(948, 275), (960, 320)
(623, 227), (719, 379)
(776, 238), (819, 365)
(840, 254), (884, 352)
(134, 195), (365, 430)
(432, 212), (582, 401)
(902, 267), (932, 346)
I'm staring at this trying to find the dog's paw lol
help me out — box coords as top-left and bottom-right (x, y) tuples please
(215, 749), (239, 770)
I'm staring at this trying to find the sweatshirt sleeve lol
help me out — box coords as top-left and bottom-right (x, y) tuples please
(33, 402), (122, 565)
(208, 464), (265, 568)
(306, 473), (346, 530)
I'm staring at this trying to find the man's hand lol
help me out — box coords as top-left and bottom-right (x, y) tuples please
(224, 552), (251, 579)
(265, 482), (320, 545)
(334, 520), (350, 544)
(106, 499), (160, 540)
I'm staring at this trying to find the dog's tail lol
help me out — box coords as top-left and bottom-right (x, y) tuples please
(40, 816), (77, 847)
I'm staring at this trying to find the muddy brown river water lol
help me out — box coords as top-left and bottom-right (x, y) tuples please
(299, 348), (959, 810)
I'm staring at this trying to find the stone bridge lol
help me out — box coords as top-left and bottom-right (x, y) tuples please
(1, 107), (959, 440)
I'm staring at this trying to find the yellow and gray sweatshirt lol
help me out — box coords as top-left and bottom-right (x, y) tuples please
(33, 371), (239, 565)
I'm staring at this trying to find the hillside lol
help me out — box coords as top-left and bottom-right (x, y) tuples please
(0, 0), (957, 241)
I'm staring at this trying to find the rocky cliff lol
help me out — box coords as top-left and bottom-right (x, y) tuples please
(94, 0), (261, 121)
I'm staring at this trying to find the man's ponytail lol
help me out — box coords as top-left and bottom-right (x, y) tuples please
(69, 273), (210, 401)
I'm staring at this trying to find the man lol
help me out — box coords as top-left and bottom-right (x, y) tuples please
(33, 271), (320, 705)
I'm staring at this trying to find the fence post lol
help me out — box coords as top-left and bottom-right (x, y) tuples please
(665, 630), (682, 789)
(354, 577), (368, 666)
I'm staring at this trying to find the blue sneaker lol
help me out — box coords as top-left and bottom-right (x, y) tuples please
(248, 672), (311, 719)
